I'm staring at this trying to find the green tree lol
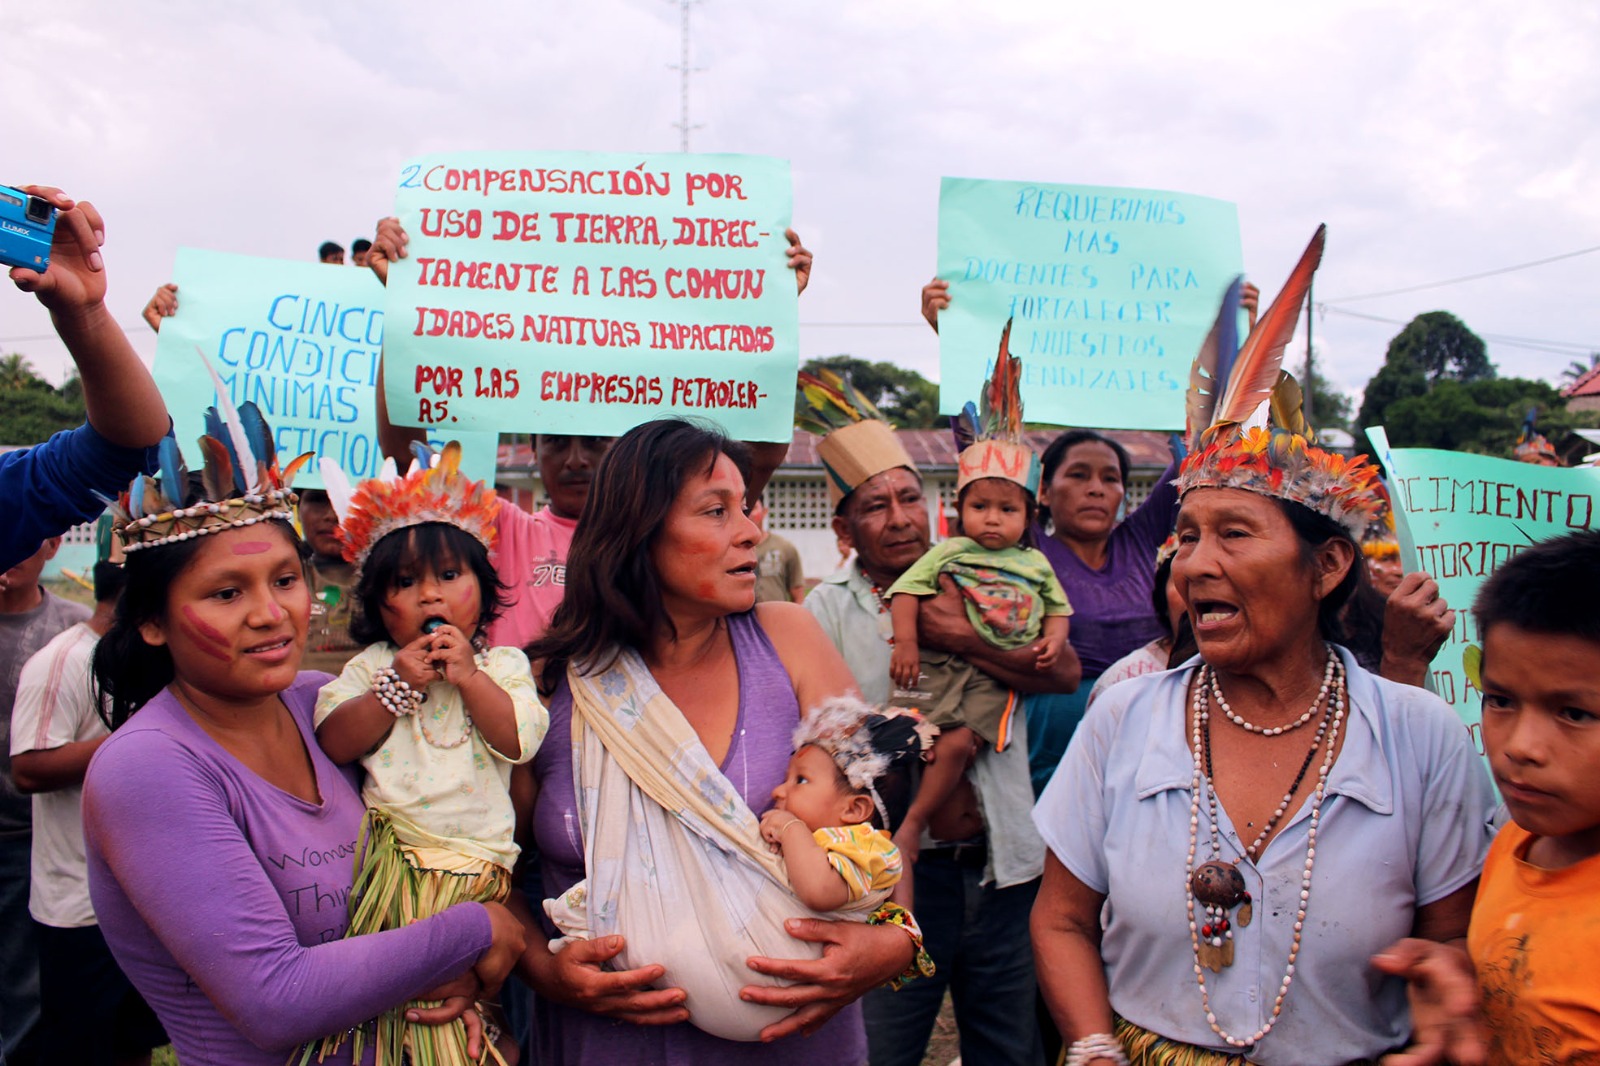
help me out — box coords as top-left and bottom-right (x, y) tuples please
(0, 352), (86, 444)
(801, 355), (944, 429)
(0, 352), (46, 391)
(1356, 311), (1493, 431)
(1378, 377), (1598, 457)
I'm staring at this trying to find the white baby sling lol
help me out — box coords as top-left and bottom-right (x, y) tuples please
(548, 648), (852, 1042)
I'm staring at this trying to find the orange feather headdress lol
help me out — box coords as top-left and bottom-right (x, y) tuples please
(320, 442), (500, 575)
(1175, 226), (1383, 538)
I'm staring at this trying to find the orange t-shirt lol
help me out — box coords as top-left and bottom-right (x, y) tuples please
(1468, 821), (1600, 1065)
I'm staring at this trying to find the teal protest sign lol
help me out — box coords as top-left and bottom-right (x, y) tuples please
(1367, 427), (1600, 751)
(152, 248), (497, 489)
(936, 178), (1243, 429)
(382, 152), (798, 442)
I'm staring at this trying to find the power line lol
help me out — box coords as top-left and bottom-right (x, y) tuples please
(1318, 304), (1598, 356)
(802, 321), (926, 329)
(0, 322), (150, 344)
(1321, 244), (1600, 303)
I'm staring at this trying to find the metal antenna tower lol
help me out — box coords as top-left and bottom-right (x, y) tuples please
(668, 0), (703, 151)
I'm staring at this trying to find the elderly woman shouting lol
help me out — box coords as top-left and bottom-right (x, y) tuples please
(1030, 236), (1496, 1066)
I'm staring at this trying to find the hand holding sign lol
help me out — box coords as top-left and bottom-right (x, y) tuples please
(381, 152), (800, 442)
(936, 178), (1243, 430)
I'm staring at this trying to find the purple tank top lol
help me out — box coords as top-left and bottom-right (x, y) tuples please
(530, 611), (866, 1066)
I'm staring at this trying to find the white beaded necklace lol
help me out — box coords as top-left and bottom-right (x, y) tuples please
(1209, 648), (1336, 735)
(1185, 653), (1347, 1050)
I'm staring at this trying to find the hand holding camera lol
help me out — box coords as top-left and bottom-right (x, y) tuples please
(6, 185), (108, 318)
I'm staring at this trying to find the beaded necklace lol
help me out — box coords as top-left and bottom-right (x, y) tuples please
(1184, 651), (1347, 1049)
(415, 652), (488, 750)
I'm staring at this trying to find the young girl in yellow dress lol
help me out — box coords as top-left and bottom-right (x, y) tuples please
(305, 445), (547, 1065)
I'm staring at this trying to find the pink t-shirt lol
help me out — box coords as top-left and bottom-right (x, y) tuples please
(487, 504), (577, 650)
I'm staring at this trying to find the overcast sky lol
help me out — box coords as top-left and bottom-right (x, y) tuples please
(9, 0), (1598, 415)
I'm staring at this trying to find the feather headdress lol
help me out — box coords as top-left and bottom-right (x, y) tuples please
(321, 441), (500, 575)
(113, 351), (311, 552)
(954, 319), (1040, 493)
(792, 696), (936, 832)
(1360, 480), (1400, 561)
(797, 368), (917, 507)
(1513, 406), (1560, 466)
(1175, 227), (1384, 538)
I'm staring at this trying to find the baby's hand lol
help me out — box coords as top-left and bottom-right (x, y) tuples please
(759, 809), (804, 849)
(392, 634), (437, 689)
(426, 624), (479, 686)
(1034, 640), (1059, 671)
(890, 643), (921, 691)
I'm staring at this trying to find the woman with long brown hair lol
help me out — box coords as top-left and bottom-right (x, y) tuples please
(516, 418), (920, 1065)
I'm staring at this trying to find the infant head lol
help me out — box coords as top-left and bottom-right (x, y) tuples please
(776, 697), (933, 834)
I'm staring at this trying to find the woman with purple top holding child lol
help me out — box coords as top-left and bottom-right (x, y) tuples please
(1024, 429), (1183, 794)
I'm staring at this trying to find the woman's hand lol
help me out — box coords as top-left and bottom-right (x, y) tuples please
(472, 902), (528, 997)
(406, 972), (487, 1059)
(426, 624), (479, 687)
(392, 633), (438, 689)
(9, 187), (106, 315)
(1373, 938), (1486, 1066)
(142, 282), (178, 332)
(533, 935), (690, 1026)
(742, 917), (915, 1041)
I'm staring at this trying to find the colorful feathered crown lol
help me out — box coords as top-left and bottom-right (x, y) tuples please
(320, 441), (500, 575)
(107, 353), (311, 553)
(950, 319), (1040, 494)
(1514, 406), (1560, 466)
(796, 368), (917, 507)
(792, 696), (936, 830)
(1361, 482), (1400, 560)
(1174, 227), (1383, 538)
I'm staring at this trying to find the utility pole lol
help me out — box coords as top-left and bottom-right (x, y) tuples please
(668, 0), (703, 152)
(1304, 282), (1315, 426)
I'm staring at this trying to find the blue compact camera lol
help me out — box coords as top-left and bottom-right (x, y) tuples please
(0, 185), (56, 272)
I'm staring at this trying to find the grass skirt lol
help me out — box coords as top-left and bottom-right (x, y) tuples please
(297, 808), (511, 1066)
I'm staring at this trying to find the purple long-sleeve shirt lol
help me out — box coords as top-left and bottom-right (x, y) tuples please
(1033, 460), (1181, 677)
(83, 673), (493, 1066)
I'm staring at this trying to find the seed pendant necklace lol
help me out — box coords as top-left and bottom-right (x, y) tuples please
(1184, 650), (1347, 1049)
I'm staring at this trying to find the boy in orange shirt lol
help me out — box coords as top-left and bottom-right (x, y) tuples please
(1463, 529), (1600, 1065)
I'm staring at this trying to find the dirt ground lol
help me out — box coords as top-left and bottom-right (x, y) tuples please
(920, 993), (961, 1066)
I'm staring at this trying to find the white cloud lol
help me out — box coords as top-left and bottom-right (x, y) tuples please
(3, 0), (1595, 414)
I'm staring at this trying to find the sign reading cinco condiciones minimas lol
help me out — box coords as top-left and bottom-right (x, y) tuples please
(152, 248), (497, 489)
(937, 178), (1243, 430)
(382, 152), (799, 442)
